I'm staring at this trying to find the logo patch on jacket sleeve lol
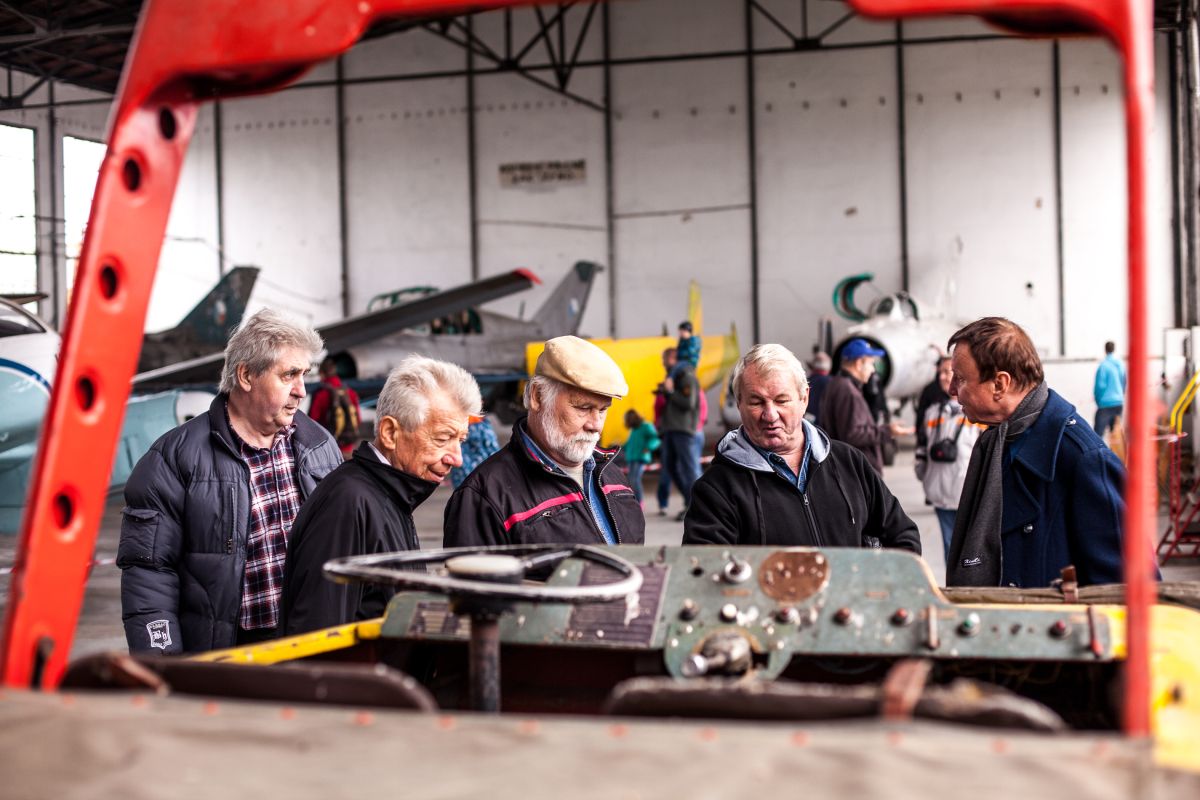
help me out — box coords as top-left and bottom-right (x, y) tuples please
(146, 619), (173, 649)
(961, 557), (982, 568)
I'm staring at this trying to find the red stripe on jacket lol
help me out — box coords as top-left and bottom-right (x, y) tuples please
(501, 483), (632, 531)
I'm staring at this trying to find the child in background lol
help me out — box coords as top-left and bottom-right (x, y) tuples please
(675, 321), (701, 372)
(623, 409), (660, 505)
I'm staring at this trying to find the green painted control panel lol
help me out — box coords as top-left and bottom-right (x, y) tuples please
(379, 546), (1113, 679)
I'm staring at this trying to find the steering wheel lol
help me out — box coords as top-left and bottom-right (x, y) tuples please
(324, 545), (644, 713)
(323, 544), (644, 606)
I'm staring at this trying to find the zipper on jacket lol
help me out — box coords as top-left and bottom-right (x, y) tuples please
(596, 456), (623, 545)
(801, 493), (826, 546)
(226, 485), (235, 553)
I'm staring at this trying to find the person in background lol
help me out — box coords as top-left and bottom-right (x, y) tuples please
(654, 347), (677, 517)
(915, 356), (983, 562)
(820, 338), (913, 473)
(118, 309), (342, 654)
(1093, 340), (1126, 436)
(309, 356), (362, 459)
(675, 320), (702, 371)
(805, 351), (832, 423)
(623, 409), (660, 505)
(914, 354), (950, 457)
(660, 351), (702, 520)
(450, 412), (501, 489)
(281, 356), (481, 635)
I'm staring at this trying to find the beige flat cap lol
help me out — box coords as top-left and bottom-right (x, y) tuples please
(535, 335), (629, 398)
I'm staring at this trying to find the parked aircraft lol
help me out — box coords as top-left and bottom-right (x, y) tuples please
(829, 273), (958, 401)
(526, 281), (740, 448)
(0, 267), (263, 533)
(132, 265), (576, 390)
(137, 265), (260, 373)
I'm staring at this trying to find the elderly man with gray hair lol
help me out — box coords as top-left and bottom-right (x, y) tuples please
(444, 335), (646, 547)
(683, 343), (919, 551)
(279, 355), (482, 635)
(118, 309), (342, 654)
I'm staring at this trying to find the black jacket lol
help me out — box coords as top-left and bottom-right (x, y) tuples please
(444, 417), (646, 547)
(683, 424), (921, 552)
(280, 442), (438, 635)
(118, 394), (342, 654)
(818, 372), (890, 473)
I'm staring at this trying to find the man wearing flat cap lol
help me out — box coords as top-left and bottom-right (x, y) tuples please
(444, 335), (646, 547)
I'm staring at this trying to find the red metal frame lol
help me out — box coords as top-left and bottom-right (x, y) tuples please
(0, 0), (1157, 739)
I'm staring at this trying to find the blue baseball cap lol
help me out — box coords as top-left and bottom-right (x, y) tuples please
(841, 338), (886, 360)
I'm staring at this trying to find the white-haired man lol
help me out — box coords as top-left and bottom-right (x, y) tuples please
(118, 309), (342, 654)
(444, 335), (646, 547)
(280, 356), (482, 635)
(684, 343), (920, 551)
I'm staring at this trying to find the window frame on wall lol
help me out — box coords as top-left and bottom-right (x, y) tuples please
(62, 133), (106, 300)
(0, 122), (40, 313)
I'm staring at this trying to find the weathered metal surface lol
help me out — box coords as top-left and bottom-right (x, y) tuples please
(5, 689), (1197, 800)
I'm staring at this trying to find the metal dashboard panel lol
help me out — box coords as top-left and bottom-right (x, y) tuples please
(379, 546), (1115, 675)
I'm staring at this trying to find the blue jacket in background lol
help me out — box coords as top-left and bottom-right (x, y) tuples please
(1000, 389), (1136, 588)
(1093, 354), (1126, 409)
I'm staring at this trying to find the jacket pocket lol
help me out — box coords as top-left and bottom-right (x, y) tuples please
(117, 507), (160, 566)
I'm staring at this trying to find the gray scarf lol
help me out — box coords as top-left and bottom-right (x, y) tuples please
(946, 381), (1049, 586)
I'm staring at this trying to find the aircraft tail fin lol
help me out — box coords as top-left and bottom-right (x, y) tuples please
(530, 261), (599, 337)
(172, 265), (260, 347)
(686, 280), (703, 334)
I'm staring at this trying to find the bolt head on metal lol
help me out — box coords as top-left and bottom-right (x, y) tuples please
(833, 607), (853, 625)
(890, 608), (911, 626)
(722, 557), (752, 584)
(957, 612), (981, 637)
(680, 599), (699, 620)
(775, 607), (800, 625)
(1049, 620), (1070, 638)
(720, 603), (738, 622)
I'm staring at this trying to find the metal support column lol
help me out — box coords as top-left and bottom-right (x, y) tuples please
(467, 15), (480, 281)
(1052, 41), (1066, 355)
(745, 0), (761, 343)
(895, 21), (909, 292)
(335, 57), (351, 316)
(47, 80), (59, 327)
(603, 1), (617, 336)
(213, 100), (226, 276)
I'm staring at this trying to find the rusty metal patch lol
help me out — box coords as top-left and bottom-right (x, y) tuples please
(408, 601), (470, 638)
(565, 564), (669, 646)
(758, 551), (830, 603)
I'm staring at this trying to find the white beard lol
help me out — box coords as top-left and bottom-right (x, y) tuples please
(541, 424), (599, 465)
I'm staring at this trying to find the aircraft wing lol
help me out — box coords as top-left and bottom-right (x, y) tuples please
(319, 268), (539, 352)
(133, 268), (540, 388)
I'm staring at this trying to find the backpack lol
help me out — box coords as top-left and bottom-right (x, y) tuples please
(319, 384), (359, 447)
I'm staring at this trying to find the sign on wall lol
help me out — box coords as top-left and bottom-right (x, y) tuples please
(499, 159), (586, 189)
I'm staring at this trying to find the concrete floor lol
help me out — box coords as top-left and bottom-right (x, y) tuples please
(1, 442), (1196, 660)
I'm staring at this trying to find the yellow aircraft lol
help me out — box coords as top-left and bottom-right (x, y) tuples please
(526, 282), (740, 448)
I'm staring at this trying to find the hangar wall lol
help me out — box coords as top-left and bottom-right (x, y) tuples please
(0, 0), (1177, 368)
